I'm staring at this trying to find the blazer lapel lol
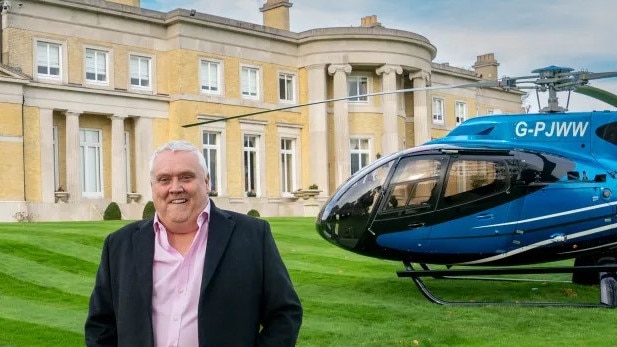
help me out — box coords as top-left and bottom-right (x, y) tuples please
(201, 205), (234, 292)
(132, 219), (155, 305)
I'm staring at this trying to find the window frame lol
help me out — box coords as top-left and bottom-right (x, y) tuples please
(432, 97), (445, 125)
(83, 46), (113, 87)
(202, 130), (221, 194)
(34, 39), (66, 83)
(455, 101), (467, 125)
(350, 137), (372, 175)
(200, 59), (223, 95)
(240, 64), (261, 100)
(129, 54), (153, 92)
(79, 128), (104, 198)
(348, 75), (370, 103)
(278, 71), (296, 103)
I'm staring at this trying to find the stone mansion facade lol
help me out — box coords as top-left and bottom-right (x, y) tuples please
(0, 0), (524, 221)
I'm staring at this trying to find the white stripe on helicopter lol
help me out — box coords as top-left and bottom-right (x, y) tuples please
(473, 200), (617, 229)
(460, 223), (617, 265)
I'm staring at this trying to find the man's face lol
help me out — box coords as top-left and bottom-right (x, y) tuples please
(150, 150), (210, 232)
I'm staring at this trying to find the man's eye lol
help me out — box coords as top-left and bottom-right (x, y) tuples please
(158, 177), (170, 183)
(181, 175), (193, 181)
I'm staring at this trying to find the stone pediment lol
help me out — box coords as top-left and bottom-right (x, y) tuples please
(0, 63), (31, 80)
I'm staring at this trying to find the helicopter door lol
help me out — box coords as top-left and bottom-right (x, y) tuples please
(369, 155), (447, 254)
(430, 156), (518, 260)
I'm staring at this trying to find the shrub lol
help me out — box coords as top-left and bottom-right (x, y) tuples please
(308, 184), (319, 190)
(103, 202), (122, 220)
(142, 201), (156, 219)
(247, 209), (260, 218)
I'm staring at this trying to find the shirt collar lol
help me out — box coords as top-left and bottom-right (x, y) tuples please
(153, 199), (211, 234)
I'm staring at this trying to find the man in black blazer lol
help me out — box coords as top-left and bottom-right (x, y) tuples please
(85, 141), (303, 346)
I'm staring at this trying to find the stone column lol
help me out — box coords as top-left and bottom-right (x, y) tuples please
(134, 116), (153, 202)
(376, 64), (403, 155)
(65, 111), (81, 201)
(327, 63), (352, 187)
(410, 71), (431, 146)
(39, 108), (55, 203)
(109, 115), (126, 203)
(307, 64), (329, 195)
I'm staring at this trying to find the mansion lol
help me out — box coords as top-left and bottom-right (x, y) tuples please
(0, 0), (524, 221)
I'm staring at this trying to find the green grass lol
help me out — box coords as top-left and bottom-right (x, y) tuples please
(0, 218), (616, 346)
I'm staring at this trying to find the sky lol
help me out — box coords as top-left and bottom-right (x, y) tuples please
(140, 0), (617, 113)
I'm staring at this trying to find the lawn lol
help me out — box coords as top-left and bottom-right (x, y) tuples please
(0, 218), (615, 346)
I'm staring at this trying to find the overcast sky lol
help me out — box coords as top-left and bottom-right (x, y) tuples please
(141, 0), (617, 113)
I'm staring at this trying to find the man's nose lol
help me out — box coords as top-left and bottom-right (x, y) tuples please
(169, 178), (184, 192)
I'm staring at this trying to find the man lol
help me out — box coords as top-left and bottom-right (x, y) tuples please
(85, 140), (303, 346)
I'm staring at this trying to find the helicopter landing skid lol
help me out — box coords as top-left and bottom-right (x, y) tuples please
(398, 261), (617, 308)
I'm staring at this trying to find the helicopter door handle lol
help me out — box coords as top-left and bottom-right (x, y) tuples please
(408, 222), (425, 229)
(476, 214), (494, 220)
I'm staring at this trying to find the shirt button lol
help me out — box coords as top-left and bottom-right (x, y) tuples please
(173, 316), (179, 321)
(178, 288), (184, 294)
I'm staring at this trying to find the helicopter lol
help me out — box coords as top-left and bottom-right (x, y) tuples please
(184, 65), (617, 307)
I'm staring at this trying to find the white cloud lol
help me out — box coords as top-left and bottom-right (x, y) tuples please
(140, 0), (617, 112)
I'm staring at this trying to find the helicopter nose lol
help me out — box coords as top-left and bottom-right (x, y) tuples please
(315, 184), (382, 251)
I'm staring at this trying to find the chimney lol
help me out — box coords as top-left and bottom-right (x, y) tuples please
(106, 0), (141, 6)
(260, 0), (293, 31)
(473, 53), (499, 80)
(360, 15), (382, 28)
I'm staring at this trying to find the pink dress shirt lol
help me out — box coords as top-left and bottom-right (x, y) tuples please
(152, 204), (210, 347)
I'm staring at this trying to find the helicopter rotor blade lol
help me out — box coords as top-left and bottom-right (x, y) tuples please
(574, 85), (617, 108)
(181, 80), (506, 128)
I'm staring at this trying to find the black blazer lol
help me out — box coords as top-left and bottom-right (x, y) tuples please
(85, 203), (303, 346)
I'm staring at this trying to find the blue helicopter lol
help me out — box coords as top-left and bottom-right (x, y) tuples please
(184, 66), (617, 307)
(314, 66), (617, 307)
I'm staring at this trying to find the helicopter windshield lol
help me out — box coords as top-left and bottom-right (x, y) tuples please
(317, 159), (394, 249)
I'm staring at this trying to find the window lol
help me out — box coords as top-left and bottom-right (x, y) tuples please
(202, 131), (220, 193)
(455, 101), (467, 125)
(432, 97), (444, 124)
(243, 134), (260, 195)
(350, 138), (370, 175)
(85, 48), (108, 84)
(36, 41), (61, 79)
(52, 126), (60, 190)
(280, 138), (297, 194)
(385, 157), (443, 211)
(201, 60), (221, 94)
(241, 66), (259, 99)
(440, 159), (508, 208)
(278, 73), (295, 102)
(123, 132), (131, 193)
(130, 55), (151, 89)
(79, 129), (103, 197)
(348, 75), (368, 102)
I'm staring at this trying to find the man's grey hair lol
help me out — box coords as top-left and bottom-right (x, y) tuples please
(149, 141), (210, 186)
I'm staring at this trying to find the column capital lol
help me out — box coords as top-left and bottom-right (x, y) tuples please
(327, 64), (352, 76)
(376, 64), (402, 76)
(409, 70), (431, 85)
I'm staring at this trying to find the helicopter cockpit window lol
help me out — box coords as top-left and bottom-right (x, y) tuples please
(440, 159), (508, 208)
(596, 121), (617, 145)
(337, 160), (394, 215)
(384, 158), (442, 211)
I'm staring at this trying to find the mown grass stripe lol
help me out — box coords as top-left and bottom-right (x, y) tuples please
(0, 295), (86, 334)
(0, 272), (88, 308)
(0, 317), (83, 347)
(0, 251), (94, 296)
(0, 241), (98, 276)
(0, 232), (103, 263)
